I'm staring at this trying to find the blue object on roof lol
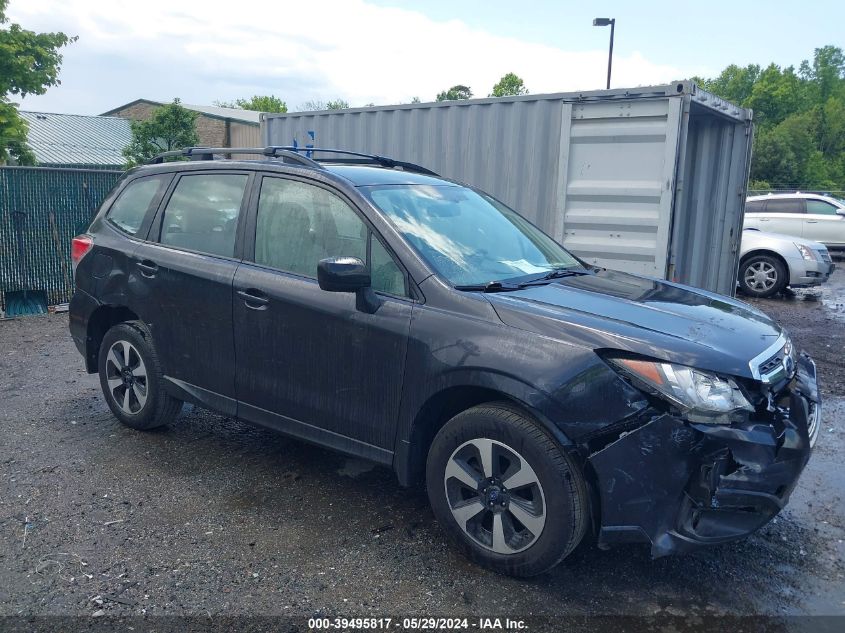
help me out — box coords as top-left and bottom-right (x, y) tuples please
(18, 111), (132, 168)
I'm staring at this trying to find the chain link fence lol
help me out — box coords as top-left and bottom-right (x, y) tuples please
(1, 166), (123, 316)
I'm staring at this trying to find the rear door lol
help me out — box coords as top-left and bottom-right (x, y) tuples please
(233, 174), (412, 459)
(757, 198), (805, 237)
(132, 170), (252, 412)
(742, 199), (766, 230)
(803, 198), (845, 248)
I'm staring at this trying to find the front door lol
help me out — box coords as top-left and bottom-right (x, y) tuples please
(233, 175), (412, 459)
(133, 171), (252, 410)
(803, 199), (845, 248)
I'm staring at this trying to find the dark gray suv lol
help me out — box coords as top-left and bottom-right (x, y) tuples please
(69, 147), (820, 576)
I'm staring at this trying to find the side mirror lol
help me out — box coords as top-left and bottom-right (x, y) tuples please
(318, 257), (370, 292)
(836, 209), (845, 216)
(317, 257), (380, 313)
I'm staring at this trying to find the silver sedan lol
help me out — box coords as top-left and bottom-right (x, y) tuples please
(739, 228), (835, 298)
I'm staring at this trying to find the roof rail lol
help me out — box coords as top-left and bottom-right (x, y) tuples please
(267, 147), (439, 176)
(147, 147), (323, 168)
(147, 145), (438, 176)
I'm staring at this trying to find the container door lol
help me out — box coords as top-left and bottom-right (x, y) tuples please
(554, 98), (683, 278)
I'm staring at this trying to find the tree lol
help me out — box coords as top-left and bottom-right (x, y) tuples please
(695, 64), (760, 105)
(436, 85), (473, 101)
(123, 99), (199, 167)
(490, 73), (528, 97)
(214, 95), (287, 113)
(299, 98), (350, 111)
(0, 0), (76, 164)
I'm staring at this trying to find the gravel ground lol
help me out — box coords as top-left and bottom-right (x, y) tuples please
(1, 270), (843, 623)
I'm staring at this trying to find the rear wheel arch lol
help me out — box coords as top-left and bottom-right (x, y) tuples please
(85, 305), (141, 373)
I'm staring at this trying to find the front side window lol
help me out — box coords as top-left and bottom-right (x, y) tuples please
(255, 177), (408, 296)
(361, 184), (581, 287)
(159, 174), (249, 258)
(806, 199), (839, 215)
(107, 175), (168, 235)
(766, 199), (804, 214)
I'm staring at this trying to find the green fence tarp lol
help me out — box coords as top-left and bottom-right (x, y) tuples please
(1, 166), (123, 314)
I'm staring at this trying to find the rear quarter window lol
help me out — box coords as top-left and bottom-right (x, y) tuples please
(106, 175), (169, 235)
(745, 200), (765, 213)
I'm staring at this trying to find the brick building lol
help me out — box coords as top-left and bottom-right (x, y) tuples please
(101, 100), (261, 149)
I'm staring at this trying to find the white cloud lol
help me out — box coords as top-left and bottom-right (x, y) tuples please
(9, 0), (701, 114)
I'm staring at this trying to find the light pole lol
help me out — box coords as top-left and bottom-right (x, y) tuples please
(592, 17), (615, 90)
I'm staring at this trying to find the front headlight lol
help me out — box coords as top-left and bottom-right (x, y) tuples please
(607, 357), (753, 424)
(795, 243), (818, 261)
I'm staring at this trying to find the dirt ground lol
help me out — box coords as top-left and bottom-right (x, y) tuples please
(1, 269), (843, 627)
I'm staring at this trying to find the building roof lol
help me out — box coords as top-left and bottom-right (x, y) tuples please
(101, 99), (261, 125)
(19, 111), (132, 167)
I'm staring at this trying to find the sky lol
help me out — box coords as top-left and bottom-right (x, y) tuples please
(8, 0), (845, 115)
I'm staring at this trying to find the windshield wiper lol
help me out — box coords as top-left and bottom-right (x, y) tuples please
(518, 268), (593, 287)
(454, 281), (523, 293)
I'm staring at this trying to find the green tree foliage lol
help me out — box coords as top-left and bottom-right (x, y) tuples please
(490, 73), (528, 97)
(214, 95), (287, 113)
(698, 46), (845, 190)
(123, 99), (199, 167)
(0, 0), (76, 164)
(436, 85), (473, 101)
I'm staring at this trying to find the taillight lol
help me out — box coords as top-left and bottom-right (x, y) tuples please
(71, 234), (94, 273)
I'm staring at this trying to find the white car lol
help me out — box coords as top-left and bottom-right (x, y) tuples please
(744, 193), (845, 252)
(739, 228), (835, 297)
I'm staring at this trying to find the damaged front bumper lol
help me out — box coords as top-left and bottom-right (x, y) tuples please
(589, 353), (820, 557)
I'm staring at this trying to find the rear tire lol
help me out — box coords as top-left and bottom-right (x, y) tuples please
(426, 402), (588, 577)
(98, 321), (182, 430)
(739, 254), (788, 298)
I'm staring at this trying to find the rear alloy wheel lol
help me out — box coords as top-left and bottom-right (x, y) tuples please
(98, 322), (182, 430)
(739, 254), (787, 298)
(426, 403), (588, 577)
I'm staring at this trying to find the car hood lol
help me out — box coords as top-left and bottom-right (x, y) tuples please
(486, 269), (784, 379)
(742, 228), (827, 251)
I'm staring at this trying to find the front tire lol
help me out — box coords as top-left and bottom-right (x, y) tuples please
(426, 403), (588, 577)
(98, 321), (182, 430)
(739, 254), (788, 298)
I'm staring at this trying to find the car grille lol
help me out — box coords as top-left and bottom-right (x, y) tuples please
(758, 351), (784, 376)
(820, 250), (832, 263)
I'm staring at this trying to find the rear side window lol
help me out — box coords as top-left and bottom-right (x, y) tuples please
(806, 199), (839, 215)
(744, 200), (765, 213)
(107, 175), (168, 235)
(766, 198), (804, 214)
(159, 174), (249, 258)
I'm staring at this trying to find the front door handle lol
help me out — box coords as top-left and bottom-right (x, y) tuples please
(759, 218), (770, 221)
(806, 220), (818, 224)
(237, 288), (270, 309)
(136, 260), (159, 277)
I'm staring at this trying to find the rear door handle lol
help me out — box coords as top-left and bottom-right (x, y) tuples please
(136, 260), (159, 277)
(237, 288), (270, 309)
(806, 220), (818, 223)
(759, 217), (770, 221)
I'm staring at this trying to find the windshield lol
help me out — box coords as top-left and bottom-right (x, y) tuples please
(361, 184), (581, 286)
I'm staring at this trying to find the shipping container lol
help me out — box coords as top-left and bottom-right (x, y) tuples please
(262, 82), (753, 295)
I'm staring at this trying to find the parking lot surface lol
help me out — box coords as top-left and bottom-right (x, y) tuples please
(1, 270), (844, 620)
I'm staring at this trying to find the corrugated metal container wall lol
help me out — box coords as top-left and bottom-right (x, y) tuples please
(0, 166), (123, 313)
(262, 83), (752, 295)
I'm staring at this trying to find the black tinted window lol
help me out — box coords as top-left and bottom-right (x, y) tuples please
(160, 174), (248, 257)
(254, 177), (408, 296)
(255, 177), (367, 277)
(107, 175), (168, 234)
(744, 200), (765, 213)
(766, 198), (804, 214)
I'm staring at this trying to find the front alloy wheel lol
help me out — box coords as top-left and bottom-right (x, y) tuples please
(426, 403), (588, 577)
(445, 438), (546, 554)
